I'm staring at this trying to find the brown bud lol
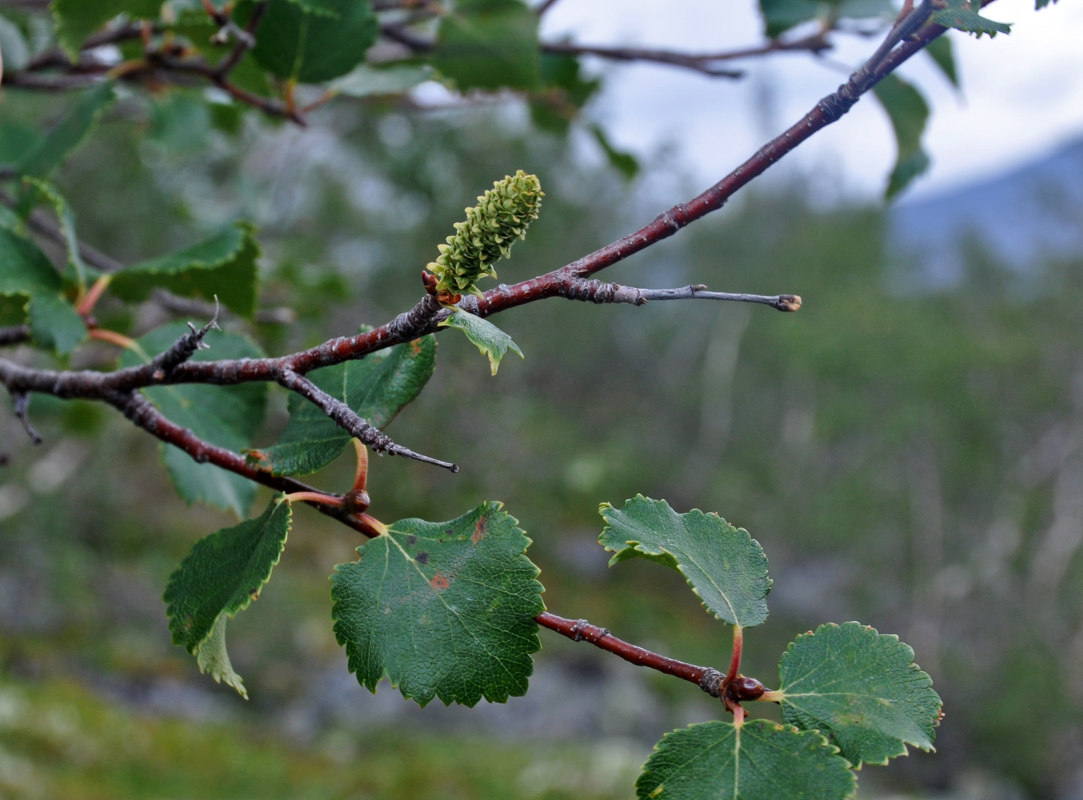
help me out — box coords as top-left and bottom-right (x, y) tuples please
(342, 488), (371, 515)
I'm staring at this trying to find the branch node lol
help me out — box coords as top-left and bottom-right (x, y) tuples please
(698, 667), (726, 698)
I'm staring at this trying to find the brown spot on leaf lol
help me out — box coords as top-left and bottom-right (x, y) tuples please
(429, 573), (450, 591)
(407, 535), (417, 546)
(409, 339), (423, 355)
(472, 517), (488, 544)
(416, 552), (429, 564)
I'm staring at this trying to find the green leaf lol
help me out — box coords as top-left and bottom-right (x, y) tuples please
(147, 91), (213, 153)
(329, 64), (435, 98)
(21, 177), (88, 290)
(931, 0), (1012, 37)
(439, 309), (523, 376)
(119, 323), (268, 515)
(15, 81), (115, 179)
(0, 227), (85, 353)
(873, 74), (931, 199)
(0, 15), (30, 72)
(433, 0), (540, 91)
(109, 221), (260, 317)
(530, 51), (601, 133)
(757, 0), (893, 37)
(598, 495), (771, 628)
(255, 334), (437, 476)
(924, 36), (958, 88)
(241, 0), (378, 83)
(778, 622), (943, 766)
(589, 124), (640, 180)
(164, 494), (292, 699)
(636, 720), (856, 800)
(281, 0), (341, 16)
(51, 0), (162, 60)
(330, 502), (544, 706)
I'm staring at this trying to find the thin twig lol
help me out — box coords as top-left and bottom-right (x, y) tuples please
(537, 612), (729, 699)
(11, 391), (43, 444)
(103, 388), (381, 535)
(276, 367), (458, 472)
(609, 284), (802, 311)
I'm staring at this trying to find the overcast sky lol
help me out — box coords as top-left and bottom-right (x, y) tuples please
(540, 0), (1083, 201)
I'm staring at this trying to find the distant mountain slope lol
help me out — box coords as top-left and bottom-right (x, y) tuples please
(888, 135), (1083, 284)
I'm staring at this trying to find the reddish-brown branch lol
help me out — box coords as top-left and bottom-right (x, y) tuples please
(103, 388), (379, 535)
(537, 611), (727, 698)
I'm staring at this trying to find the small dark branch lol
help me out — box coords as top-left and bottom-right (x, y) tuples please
(11, 390), (43, 444)
(152, 289), (297, 326)
(540, 29), (836, 79)
(103, 388), (378, 535)
(276, 367), (458, 472)
(535, 0), (562, 14)
(0, 325), (31, 347)
(379, 23), (435, 53)
(213, 0), (267, 76)
(150, 310), (220, 378)
(541, 42), (744, 79)
(150, 53), (306, 125)
(201, 0), (256, 50)
(537, 611), (728, 698)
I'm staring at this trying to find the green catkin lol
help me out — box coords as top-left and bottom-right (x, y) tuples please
(426, 170), (543, 297)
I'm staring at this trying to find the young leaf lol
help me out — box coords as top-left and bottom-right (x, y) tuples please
(22, 177), (88, 290)
(757, 0), (894, 37)
(778, 622), (943, 766)
(330, 502), (544, 707)
(530, 52), (602, 133)
(636, 720), (856, 800)
(873, 74), (931, 199)
(119, 324), (268, 516)
(439, 309), (524, 376)
(51, 0), (162, 61)
(15, 81), (115, 179)
(109, 221), (260, 318)
(0, 227), (85, 353)
(329, 64), (435, 98)
(255, 334), (437, 476)
(164, 494), (292, 699)
(433, 0), (540, 91)
(589, 124), (640, 180)
(598, 495), (771, 628)
(931, 0), (1012, 37)
(924, 36), (958, 89)
(241, 0), (378, 83)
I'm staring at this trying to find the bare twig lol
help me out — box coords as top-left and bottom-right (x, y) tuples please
(276, 367), (458, 472)
(537, 612), (729, 699)
(11, 391), (43, 444)
(103, 388), (382, 535)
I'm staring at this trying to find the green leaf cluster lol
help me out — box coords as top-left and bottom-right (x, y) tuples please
(426, 170), (543, 297)
(599, 497), (941, 799)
